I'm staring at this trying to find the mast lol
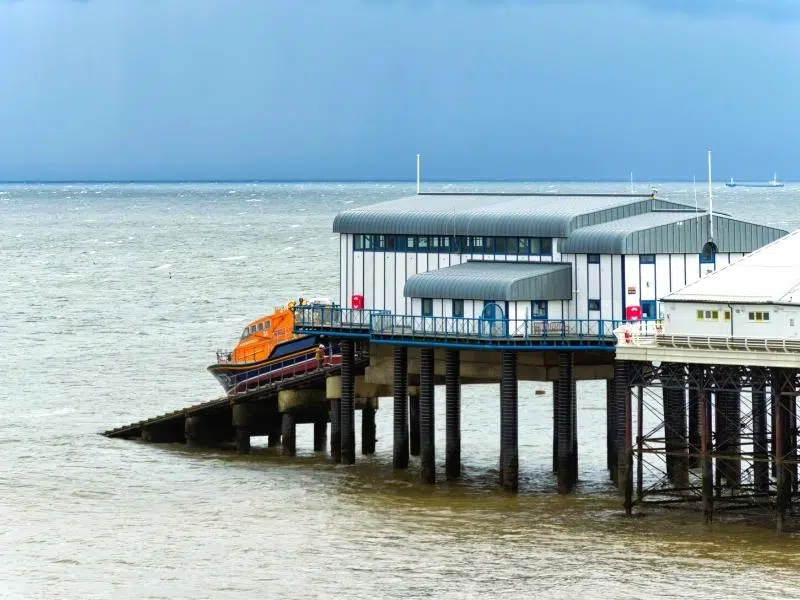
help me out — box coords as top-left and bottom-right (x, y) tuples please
(416, 153), (421, 195)
(707, 150), (714, 241)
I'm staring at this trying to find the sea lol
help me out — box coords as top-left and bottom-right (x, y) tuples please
(2, 181), (799, 599)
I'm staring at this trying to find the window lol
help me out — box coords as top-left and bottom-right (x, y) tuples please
(700, 241), (717, 264)
(417, 236), (429, 251)
(640, 254), (655, 264)
(484, 237), (496, 253)
(748, 311), (770, 322)
(363, 234), (373, 250)
(440, 236), (451, 252)
(374, 234), (385, 250)
(724, 311), (731, 321)
(453, 236), (467, 253)
(588, 299), (601, 312)
(531, 300), (547, 319)
(257, 322), (264, 332)
(422, 298), (433, 316)
(696, 309), (704, 320)
(429, 236), (440, 252)
(517, 238), (530, 255)
(530, 238), (553, 255)
(385, 235), (396, 251)
(587, 254), (600, 264)
(354, 235), (363, 250)
(467, 236), (484, 253)
(452, 299), (464, 318)
(407, 235), (416, 250)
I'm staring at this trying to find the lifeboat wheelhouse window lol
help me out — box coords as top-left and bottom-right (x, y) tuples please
(241, 327), (250, 340)
(257, 323), (264, 332)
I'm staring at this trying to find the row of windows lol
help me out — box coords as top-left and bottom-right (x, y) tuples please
(420, 299), (551, 318)
(354, 235), (716, 264)
(354, 234), (553, 256)
(696, 309), (732, 321)
(695, 309), (771, 322)
(749, 311), (770, 322)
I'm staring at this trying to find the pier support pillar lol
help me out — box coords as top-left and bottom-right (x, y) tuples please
(613, 360), (633, 513)
(500, 351), (518, 493)
(552, 381), (559, 474)
(409, 388), (421, 457)
(606, 378), (616, 481)
(362, 400), (377, 455)
(752, 372), (770, 495)
(775, 368), (795, 532)
(281, 413), (296, 457)
(445, 349), (461, 481)
(267, 421), (281, 448)
(340, 340), (356, 465)
(698, 367), (713, 523)
(556, 352), (576, 494)
(327, 376), (342, 463)
(314, 411), (328, 453)
(232, 404), (252, 455)
(688, 375), (701, 470)
(184, 416), (217, 448)
(663, 365), (689, 488)
(393, 347), (410, 469)
(715, 371), (742, 494)
(419, 347), (436, 484)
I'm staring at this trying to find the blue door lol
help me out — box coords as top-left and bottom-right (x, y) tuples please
(641, 300), (657, 320)
(482, 301), (507, 336)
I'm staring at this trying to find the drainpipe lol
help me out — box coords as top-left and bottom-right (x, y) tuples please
(727, 303), (734, 337)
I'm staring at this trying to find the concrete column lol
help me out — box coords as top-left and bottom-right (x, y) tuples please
(340, 340), (356, 465)
(556, 351), (575, 494)
(409, 388), (421, 457)
(267, 421), (281, 448)
(500, 351), (518, 493)
(419, 347), (436, 484)
(362, 401), (376, 455)
(327, 376), (342, 463)
(232, 404), (252, 455)
(314, 412), (328, 453)
(281, 413), (296, 457)
(445, 348), (461, 480)
(393, 346), (409, 469)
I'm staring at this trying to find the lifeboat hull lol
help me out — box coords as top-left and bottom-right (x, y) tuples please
(208, 336), (341, 396)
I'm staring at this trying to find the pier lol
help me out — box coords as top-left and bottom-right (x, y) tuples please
(103, 191), (800, 530)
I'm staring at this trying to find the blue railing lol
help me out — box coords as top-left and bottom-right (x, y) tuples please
(293, 305), (391, 330)
(370, 314), (627, 342)
(294, 304), (633, 345)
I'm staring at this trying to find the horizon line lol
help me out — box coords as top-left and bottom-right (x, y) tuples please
(0, 177), (793, 185)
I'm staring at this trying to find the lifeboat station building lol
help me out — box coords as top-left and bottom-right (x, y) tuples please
(294, 191), (786, 495)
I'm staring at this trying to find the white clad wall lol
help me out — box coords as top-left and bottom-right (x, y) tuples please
(664, 302), (800, 339)
(623, 255), (641, 313)
(574, 254), (588, 320)
(639, 262), (656, 302)
(669, 254), (687, 292)
(599, 255), (613, 320)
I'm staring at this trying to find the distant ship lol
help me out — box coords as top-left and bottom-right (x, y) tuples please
(725, 173), (785, 188)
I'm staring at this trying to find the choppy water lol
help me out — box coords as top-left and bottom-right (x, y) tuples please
(2, 182), (800, 599)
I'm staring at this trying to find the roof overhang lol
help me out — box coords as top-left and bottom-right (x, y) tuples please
(403, 261), (573, 301)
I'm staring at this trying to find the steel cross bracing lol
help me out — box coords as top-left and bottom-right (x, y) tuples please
(623, 361), (800, 527)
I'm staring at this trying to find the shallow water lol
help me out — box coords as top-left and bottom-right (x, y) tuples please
(2, 182), (799, 599)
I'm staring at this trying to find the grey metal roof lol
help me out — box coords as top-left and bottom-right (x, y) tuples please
(403, 261), (573, 301)
(332, 193), (694, 238)
(559, 211), (788, 254)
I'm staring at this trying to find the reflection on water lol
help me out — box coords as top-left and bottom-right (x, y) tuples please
(2, 183), (800, 599)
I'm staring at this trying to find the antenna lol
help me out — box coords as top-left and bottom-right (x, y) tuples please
(693, 175), (698, 212)
(416, 153), (421, 195)
(630, 171), (634, 194)
(707, 150), (714, 241)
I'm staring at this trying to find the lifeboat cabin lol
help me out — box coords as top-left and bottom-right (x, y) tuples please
(208, 298), (340, 395)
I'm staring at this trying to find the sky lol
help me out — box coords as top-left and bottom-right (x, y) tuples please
(0, 0), (798, 181)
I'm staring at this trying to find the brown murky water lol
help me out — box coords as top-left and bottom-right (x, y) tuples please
(3, 182), (799, 599)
